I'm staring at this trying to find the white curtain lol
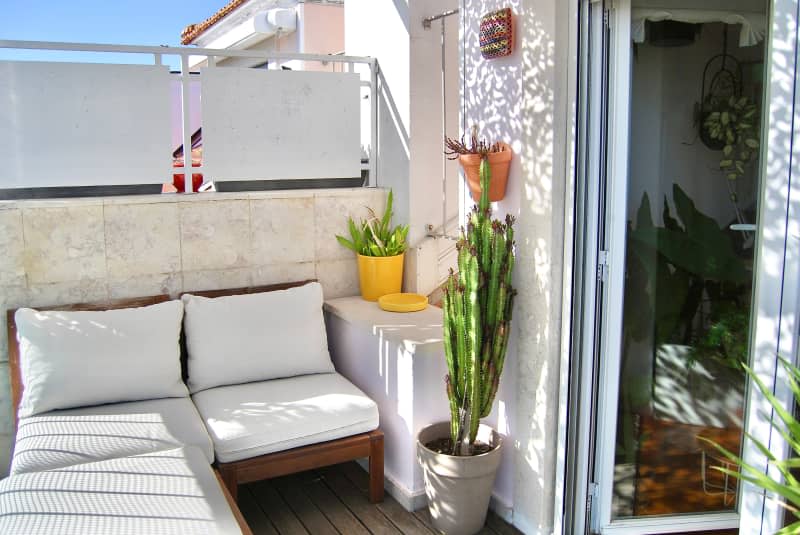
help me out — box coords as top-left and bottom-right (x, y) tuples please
(632, 8), (767, 47)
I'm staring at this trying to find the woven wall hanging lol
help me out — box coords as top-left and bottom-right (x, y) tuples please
(479, 8), (514, 59)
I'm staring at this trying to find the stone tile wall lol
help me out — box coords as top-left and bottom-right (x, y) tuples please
(0, 187), (386, 476)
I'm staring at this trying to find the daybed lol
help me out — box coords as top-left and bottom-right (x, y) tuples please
(1, 280), (384, 534)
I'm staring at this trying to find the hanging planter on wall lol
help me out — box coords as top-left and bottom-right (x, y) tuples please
(479, 8), (514, 59)
(695, 31), (744, 150)
(445, 127), (512, 202)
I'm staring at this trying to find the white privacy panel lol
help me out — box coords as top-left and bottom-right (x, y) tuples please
(201, 68), (361, 180)
(0, 61), (172, 188)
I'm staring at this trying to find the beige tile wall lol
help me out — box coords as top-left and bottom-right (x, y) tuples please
(0, 187), (386, 476)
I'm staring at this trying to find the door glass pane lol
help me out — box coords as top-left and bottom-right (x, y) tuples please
(613, 0), (768, 518)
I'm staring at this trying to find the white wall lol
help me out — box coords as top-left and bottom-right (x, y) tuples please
(461, 0), (575, 532)
(347, 0), (577, 529)
(346, 0), (411, 233)
(409, 1), (461, 245)
(346, 0), (461, 296)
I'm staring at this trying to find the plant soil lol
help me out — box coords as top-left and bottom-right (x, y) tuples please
(424, 438), (494, 456)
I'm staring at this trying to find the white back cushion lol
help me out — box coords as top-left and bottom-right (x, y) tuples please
(16, 300), (188, 417)
(182, 282), (335, 392)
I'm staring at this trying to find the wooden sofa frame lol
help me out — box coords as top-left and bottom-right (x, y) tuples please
(6, 280), (384, 509)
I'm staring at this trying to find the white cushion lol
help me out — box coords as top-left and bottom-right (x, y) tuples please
(192, 373), (379, 463)
(182, 282), (335, 392)
(10, 397), (215, 475)
(15, 300), (187, 417)
(0, 447), (243, 535)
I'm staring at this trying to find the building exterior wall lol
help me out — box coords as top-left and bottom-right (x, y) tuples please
(461, 1), (576, 532)
(189, 1), (345, 70)
(345, 0), (461, 296)
(0, 187), (386, 479)
(345, 0), (411, 232)
(346, 0), (578, 530)
(302, 3), (344, 55)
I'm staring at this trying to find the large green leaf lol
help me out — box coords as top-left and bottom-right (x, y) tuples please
(629, 226), (747, 283)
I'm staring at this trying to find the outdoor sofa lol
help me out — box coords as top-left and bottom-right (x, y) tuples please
(0, 280), (384, 534)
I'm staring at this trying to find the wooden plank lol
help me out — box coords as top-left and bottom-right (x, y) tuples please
(339, 462), (434, 535)
(219, 431), (375, 486)
(486, 512), (523, 535)
(238, 486), (279, 535)
(272, 473), (339, 535)
(250, 480), (309, 535)
(180, 280), (316, 298)
(413, 501), (497, 535)
(318, 465), (401, 535)
(299, 469), (370, 535)
(413, 506), (435, 530)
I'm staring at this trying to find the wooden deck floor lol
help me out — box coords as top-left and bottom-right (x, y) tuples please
(239, 461), (522, 535)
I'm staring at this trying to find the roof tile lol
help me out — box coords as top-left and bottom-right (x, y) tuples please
(181, 0), (250, 45)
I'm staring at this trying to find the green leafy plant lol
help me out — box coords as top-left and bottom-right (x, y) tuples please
(690, 306), (750, 371)
(441, 158), (516, 456)
(703, 95), (760, 182)
(625, 184), (749, 350)
(700, 358), (800, 534)
(618, 185), (751, 462)
(335, 190), (409, 257)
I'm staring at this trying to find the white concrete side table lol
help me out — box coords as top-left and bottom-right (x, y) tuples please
(324, 296), (449, 511)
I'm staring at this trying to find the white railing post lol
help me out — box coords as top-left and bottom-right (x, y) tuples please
(369, 58), (378, 188)
(180, 55), (193, 194)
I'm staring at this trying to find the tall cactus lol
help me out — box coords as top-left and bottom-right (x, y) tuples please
(442, 157), (516, 456)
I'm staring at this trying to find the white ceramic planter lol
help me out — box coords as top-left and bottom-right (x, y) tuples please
(416, 422), (503, 535)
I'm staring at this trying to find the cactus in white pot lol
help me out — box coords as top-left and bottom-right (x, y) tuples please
(442, 158), (516, 456)
(417, 157), (516, 535)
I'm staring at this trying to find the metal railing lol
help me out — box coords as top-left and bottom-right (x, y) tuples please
(0, 39), (379, 192)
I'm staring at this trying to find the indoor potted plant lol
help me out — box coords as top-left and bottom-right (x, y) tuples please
(445, 125), (512, 202)
(417, 159), (516, 534)
(336, 190), (409, 301)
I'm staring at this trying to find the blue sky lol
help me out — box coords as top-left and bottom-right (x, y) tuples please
(0, 0), (228, 69)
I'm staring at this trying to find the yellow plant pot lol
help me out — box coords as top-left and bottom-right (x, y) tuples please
(357, 253), (404, 301)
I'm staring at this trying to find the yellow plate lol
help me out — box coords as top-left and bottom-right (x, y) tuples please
(378, 293), (428, 312)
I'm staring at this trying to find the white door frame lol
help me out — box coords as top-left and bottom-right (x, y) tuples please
(740, 0), (800, 532)
(564, 0), (800, 533)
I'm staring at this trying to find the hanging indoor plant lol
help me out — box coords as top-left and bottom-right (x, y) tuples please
(445, 125), (512, 202)
(703, 95), (760, 181)
(336, 190), (409, 301)
(417, 159), (516, 535)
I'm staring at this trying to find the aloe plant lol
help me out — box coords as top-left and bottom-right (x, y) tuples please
(336, 190), (409, 257)
(700, 358), (800, 534)
(442, 158), (516, 456)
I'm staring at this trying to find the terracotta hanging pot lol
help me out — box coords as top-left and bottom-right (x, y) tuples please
(458, 142), (512, 202)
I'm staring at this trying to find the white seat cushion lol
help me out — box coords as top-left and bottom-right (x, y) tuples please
(192, 373), (379, 463)
(10, 397), (214, 475)
(181, 282), (335, 393)
(15, 300), (187, 417)
(0, 447), (242, 535)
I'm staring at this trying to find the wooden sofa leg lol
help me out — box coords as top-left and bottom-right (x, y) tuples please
(218, 465), (239, 502)
(368, 431), (384, 503)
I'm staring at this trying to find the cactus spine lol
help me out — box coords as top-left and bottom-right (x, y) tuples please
(442, 157), (516, 456)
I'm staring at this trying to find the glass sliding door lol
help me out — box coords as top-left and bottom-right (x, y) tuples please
(585, 0), (772, 532)
(615, 10), (766, 518)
